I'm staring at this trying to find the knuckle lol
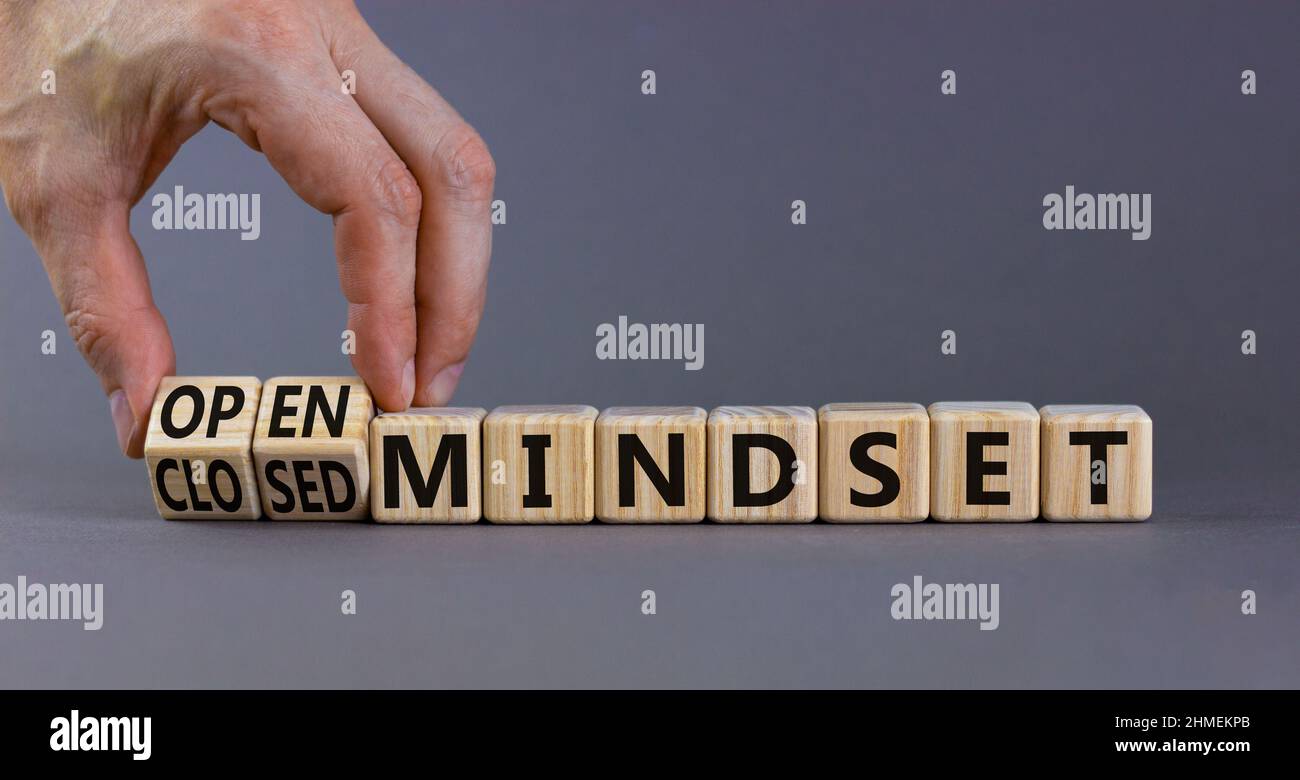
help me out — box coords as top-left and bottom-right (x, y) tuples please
(63, 303), (119, 374)
(63, 293), (170, 380)
(371, 157), (423, 228)
(200, 0), (311, 55)
(3, 176), (50, 234)
(436, 124), (496, 204)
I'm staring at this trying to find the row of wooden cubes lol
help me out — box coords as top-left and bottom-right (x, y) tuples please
(143, 377), (1152, 523)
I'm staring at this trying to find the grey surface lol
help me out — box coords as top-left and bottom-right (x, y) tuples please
(2, 464), (1297, 689)
(0, 1), (1297, 688)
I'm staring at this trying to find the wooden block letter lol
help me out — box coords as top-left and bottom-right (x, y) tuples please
(929, 402), (1039, 522)
(595, 406), (706, 523)
(1040, 405), (1152, 521)
(370, 407), (486, 523)
(818, 402), (929, 523)
(483, 405), (597, 523)
(253, 377), (373, 521)
(145, 376), (262, 520)
(707, 406), (817, 523)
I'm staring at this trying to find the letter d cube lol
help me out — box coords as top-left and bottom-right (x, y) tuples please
(707, 406), (817, 523)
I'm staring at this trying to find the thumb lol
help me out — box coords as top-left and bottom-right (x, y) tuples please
(37, 204), (175, 457)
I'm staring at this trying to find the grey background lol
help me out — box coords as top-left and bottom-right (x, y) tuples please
(1, 1), (1297, 687)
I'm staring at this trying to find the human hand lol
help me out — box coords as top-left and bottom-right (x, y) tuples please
(0, 0), (495, 456)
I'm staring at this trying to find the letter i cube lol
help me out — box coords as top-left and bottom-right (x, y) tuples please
(482, 405), (598, 523)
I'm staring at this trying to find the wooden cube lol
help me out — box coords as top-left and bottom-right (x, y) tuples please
(369, 407), (486, 523)
(483, 405), (597, 524)
(595, 406), (706, 523)
(252, 377), (374, 520)
(707, 406), (817, 523)
(818, 402), (929, 522)
(144, 376), (262, 519)
(1040, 405), (1152, 521)
(929, 402), (1039, 522)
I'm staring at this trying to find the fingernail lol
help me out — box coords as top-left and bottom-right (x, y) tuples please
(401, 358), (416, 407)
(108, 390), (135, 454)
(427, 362), (465, 406)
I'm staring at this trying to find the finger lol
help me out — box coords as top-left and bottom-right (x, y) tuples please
(330, 10), (495, 406)
(36, 204), (176, 457)
(205, 57), (421, 411)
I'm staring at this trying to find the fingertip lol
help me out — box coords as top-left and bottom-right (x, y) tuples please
(124, 425), (147, 459)
(110, 381), (158, 459)
(413, 361), (464, 407)
(111, 316), (173, 460)
(400, 357), (416, 406)
(354, 354), (415, 413)
(108, 390), (137, 458)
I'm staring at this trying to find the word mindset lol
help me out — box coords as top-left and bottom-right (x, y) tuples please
(143, 378), (1153, 524)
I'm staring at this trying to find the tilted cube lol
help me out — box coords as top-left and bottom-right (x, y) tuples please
(252, 377), (373, 520)
(144, 376), (262, 520)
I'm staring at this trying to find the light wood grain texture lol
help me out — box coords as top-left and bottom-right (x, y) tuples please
(144, 376), (262, 520)
(707, 406), (817, 523)
(483, 405), (597, 524)
(929, 402), (1039, 522)
(595, 406), (706, 523)
(1040, 405), (1152, 521)
(370, 407), (486, 523)
(252, 377), (374, 520)
(818, 402), (929, 523)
